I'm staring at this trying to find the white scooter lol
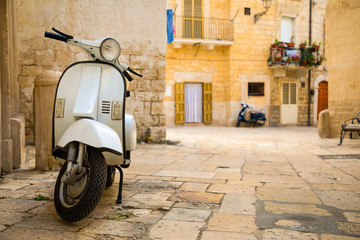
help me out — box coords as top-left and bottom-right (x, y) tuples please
(44, 28), (142, 222)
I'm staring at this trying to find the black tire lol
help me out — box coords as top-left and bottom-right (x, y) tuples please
(106, 166), (116, 187)
(54, 147), (106, 222)
(257, 120), (265, 127)
(236, 120), (241, 127)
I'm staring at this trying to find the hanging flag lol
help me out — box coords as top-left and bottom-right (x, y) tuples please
(167, 9), (174, 44)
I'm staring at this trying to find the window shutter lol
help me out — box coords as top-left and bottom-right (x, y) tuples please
(290, 83), (297, 104)
(194, 0), (202, 17)
(175, 82), (185, 124)
(282, 83), (289, 105)
(203, 83), (212, 124)
(184, 0), (192, 17)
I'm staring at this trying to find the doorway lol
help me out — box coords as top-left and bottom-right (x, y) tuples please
(317, 81), (328, 119)
(185, 83), (203, 123)
(281, 82), (298, 124)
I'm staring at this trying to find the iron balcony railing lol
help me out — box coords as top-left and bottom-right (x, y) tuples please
(173, 15), (234, 41)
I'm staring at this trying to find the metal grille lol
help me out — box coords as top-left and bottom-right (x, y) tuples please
(101, 101), (111, 114)
(174, 16), (234, 41)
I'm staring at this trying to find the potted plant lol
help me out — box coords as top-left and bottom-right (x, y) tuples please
(267, 57), (272, 66)
(300, 54), (307, 66)
(312, 41), (321, 50)
(291, 53), (301, 62)
(287, 36), (295, 48)
(300, 40), (307, 49)
(273, 49), (283, 61)
(271, 39), (279, 48)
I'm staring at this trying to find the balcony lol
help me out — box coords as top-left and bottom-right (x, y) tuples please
(172, 15), (234, 49)
(268, 43), (322, 69)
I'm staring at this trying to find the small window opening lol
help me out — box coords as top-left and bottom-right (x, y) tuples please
(248, 82), (264, 96)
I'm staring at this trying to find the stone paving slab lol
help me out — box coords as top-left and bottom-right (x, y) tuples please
(148, 220), (204, 240)
(1, 126), (360, 239)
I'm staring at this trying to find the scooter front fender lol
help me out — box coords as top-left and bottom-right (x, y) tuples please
(53, 119), (123, 158)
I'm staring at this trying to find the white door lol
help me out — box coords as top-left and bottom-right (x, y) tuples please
(281, 16), (295, 42)
(281, 82), (297, 124)
(185, 83), (202, 123)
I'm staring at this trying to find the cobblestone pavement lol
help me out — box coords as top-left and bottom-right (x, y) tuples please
(1, 126), (360, 240)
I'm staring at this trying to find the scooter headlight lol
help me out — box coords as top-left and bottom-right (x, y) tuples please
(100, 38), (121, 61)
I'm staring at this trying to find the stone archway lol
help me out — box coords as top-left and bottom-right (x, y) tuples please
(313, 74), (328, 125)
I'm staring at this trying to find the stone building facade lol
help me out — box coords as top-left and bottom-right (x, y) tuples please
(1, 0), (166, 173)
(16, 0), (167, 143)
(319, 0), (360, 137)
(165, 0), (327, 127)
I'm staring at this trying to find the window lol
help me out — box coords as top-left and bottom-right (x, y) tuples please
(281, 16), (296, 43)
(184, 0), (203, 38)
(248, 82), (264, 96)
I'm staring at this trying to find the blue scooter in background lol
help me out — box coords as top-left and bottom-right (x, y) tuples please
(236, 103), (266, 127)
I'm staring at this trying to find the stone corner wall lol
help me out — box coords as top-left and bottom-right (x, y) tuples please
(326, 1), (360, 137)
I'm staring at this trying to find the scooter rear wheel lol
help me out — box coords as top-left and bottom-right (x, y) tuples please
(106, 166), (116, 187)
(236, 120), (241, 127)
(54, 147), (106, 222)
(257, 120), (265, 127)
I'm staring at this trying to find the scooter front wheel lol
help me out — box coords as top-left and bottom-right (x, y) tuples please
(54, 147), (107, 222)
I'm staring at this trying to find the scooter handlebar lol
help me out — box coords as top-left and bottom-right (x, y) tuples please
(44, 31), (68, 43)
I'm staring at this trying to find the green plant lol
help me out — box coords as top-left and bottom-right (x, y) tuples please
(34, 194), (50, 201)
(307, 55), (315, 67)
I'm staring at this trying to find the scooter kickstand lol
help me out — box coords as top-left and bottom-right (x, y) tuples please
(115, 165), (124, 204)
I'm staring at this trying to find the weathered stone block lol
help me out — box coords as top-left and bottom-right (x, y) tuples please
(22, 65), (43, 76)
(151, 80), (166, 92)
(318, 109), (331, 138)
(18, 75), (35, 88)
(35, 50), (55, 66)
(137, 79), (151, 91)
(151, 102), (164, 115)
(130, 55), (149, 70)
(1, 139), (13, 173)
(10, 114), (25, 169)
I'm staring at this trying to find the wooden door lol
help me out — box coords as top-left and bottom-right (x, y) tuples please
(203, 83), (212, 124)
(175, 82), (185, 124)
(317, 81), (328, 119)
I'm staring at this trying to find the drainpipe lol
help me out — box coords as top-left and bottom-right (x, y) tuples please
(308, 0), (312, 126)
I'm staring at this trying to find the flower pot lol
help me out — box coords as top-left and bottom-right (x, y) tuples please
(300, 60), (307, 66)
(271, 44), (277, 48)
(293, 57), (300, 62)
(274, 57), (282, 61)
(300, 44), (306, 49)
(287, 42), (295, 48)
(313, 45), (319, 50)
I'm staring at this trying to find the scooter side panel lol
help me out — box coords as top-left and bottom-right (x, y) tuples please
(54, 64), (82, 147)
(97, 65), (125, 164)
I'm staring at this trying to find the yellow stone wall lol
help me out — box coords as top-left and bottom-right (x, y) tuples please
(325, 0), (360, 137)
(165, 0), (326, 126)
